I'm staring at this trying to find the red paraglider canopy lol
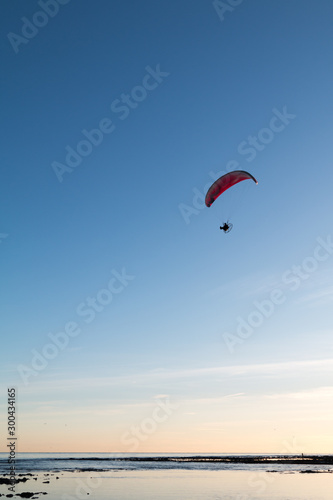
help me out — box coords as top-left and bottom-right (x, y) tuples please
(205, 170), (258, 207)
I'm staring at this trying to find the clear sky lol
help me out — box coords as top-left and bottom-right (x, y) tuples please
(1, 0), (333, 453)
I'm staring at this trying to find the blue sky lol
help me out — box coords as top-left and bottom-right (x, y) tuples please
(1, 0), (333, 453)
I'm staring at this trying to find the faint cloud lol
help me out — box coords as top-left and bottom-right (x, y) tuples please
(295, 285), (333, 307)
(265, 386), (333, 401)
(223, 392), (245, 398)
(15, 358), (333, 400)
(207, 271), (280, 301)
(222, 235), (333, 353)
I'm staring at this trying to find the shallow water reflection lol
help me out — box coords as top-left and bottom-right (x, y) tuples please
(3, 469), (332, 500)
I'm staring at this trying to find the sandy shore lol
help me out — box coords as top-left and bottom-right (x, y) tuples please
(1, 462), (333, 500)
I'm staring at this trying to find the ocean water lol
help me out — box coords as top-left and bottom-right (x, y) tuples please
(1, 454), (332, 500)
(1, 452), (333, 473)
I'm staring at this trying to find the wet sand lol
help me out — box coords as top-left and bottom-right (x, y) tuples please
(1, 467), (333, 500)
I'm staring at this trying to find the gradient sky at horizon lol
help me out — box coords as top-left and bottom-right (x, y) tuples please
(1, 0), (333, 453)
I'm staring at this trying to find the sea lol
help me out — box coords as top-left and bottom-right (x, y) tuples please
(1, 453), (332, 499)
(1, 452), (333, 474)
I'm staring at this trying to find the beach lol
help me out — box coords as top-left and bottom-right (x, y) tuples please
(1, 469), (333, 500)
(1, 454), (332, 499)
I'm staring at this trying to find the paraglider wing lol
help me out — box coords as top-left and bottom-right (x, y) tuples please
(205, 170), (258, 207)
